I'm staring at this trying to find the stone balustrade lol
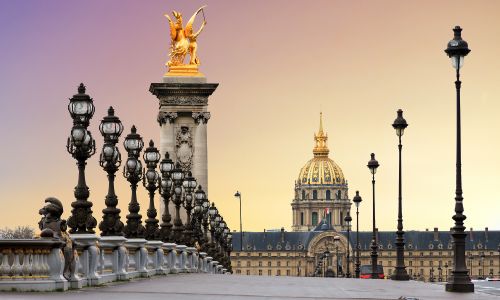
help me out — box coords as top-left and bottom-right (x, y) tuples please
(0, 237), (226, 292)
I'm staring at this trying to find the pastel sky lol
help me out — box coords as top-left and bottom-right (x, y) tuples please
(1, 0), (499, 233)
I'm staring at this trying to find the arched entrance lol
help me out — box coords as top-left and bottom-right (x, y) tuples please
(307, 232), (352, 277)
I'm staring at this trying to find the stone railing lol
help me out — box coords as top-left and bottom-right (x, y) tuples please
(0, 235), (227, 292)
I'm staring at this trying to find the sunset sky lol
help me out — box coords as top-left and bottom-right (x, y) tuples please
(1, 0), (499, 234)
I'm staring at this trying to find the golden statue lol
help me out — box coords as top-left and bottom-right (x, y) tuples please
(164, 6), (207, 76)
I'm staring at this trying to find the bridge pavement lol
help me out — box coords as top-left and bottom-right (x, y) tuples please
(1, 274), (499, 300)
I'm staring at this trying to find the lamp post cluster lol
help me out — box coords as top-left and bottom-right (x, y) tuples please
(65, 83), (232, 271)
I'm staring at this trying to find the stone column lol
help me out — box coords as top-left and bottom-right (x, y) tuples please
(158, 112), (177, 218)
(192, 112), (210, 194)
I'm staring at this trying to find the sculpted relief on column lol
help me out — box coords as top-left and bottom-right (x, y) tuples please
(176, 126), (193, 172)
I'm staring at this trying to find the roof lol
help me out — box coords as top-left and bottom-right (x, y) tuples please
(232, 229), (500, 252)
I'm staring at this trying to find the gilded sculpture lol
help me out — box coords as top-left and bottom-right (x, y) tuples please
(164, 6), (207, 76)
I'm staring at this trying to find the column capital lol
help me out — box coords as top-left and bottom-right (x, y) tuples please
(158, 111), (178, 125)
(192, 112), (211, 124)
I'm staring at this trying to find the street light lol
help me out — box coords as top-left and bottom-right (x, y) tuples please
(158, 152), (174, 242)
(353, 191), (362, 278)
(234, 191), (243, 251)
(98, 106), (124, 236)
(182, 171), (197, 246)
(392, 109), (410, 281)
(193, 185), (207, 247)
(66, 84), (97, 234)
(445, 262), (449, 281)
(344, 211), (352, 278)
(334, 235), (340, 277)
(171, 163), (185, 244)
(480, 253), (485, 279)
(122, 125), (146, 238)
(367, 153), (380, 279)
(444, 25), (474, 293)
(143, 140), (161, 240)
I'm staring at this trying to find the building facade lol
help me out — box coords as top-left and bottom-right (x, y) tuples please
(292, 113), (351, 232)
(230, 114), (500, 281)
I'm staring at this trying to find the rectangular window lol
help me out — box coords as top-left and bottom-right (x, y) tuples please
(247, 261), (251, 267)
(259, 261), (262, 267)
(259, 270), (262, 276)
(277, 270), (281, 276)
(268, 261), (271, 267)
(268, 270), (272, 276)
(300, 212), (304, 226)
(246, 270), (250, 275)
(286, 270), (290, 276)
(236, 270), (241, 274)
(312, 212), (318, 226)
(277, 261), (281, 267)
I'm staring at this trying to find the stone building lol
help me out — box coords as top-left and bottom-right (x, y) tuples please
(230, 114), (500, 281)
(292, 113), (351, 232)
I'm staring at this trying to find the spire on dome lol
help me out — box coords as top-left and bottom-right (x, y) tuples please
(313, 112), (329, 157)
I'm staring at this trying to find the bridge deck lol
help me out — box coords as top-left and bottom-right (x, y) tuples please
(1, 274), (498, 299)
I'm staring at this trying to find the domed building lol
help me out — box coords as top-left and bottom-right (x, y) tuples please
(292, 113), (351, 232)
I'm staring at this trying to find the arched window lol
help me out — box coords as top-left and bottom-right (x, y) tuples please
(302, 190), (306, 200)
(326, 190), (331, 200)
(313, 190), (317, 200)
(300, 212), (304, 225)
(312, 212), (318, 226)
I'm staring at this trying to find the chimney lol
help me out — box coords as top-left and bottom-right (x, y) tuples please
(433, 228), (439, 241)
(469, 228), (474, 241)
(485, 227), (489, 242)
(281, 227), (285, 243)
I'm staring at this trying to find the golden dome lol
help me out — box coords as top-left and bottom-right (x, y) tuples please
(298, 113), (346, 185)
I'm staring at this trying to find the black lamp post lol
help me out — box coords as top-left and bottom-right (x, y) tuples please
(353, 191), (362, 278)
(334, 235), (340, 277)
(98, 106), (124, 236)
(143, 140), (161, 240)
(171, 163), (185, 244)
(122, 125), (146, 238)
(158, 152), (174, 242)
(480, 253), (485, 279)
(193, 186), (207, 247)
(201, 196), (210, 251)
(234, 191), (243, 251)
(344, 211), (352, 278)
(392, 109), (410, 281)
(445, 262), (449, 281)
(182, 172), (197, 246)
(367, 153), (380, 279)
(208, 203), (218, 258)
(66, 83), (97, 234)
(444, 25), (474, 293)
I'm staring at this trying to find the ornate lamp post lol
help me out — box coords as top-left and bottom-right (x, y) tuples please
(193, 186), (207, 247)
(158, 152), (174, 242)
(98, 106), (124, 236)
(182, 172), (197, 246)
(334, 235), (340, 277)
(445, 262), (449, 281)
(208, 203), (218, 257)
(392, 109), (410, 281)
(143, 140), (161, 240)
(234, 191), (243, 251)
(122, 125), (146, 238)
(201, 196), (210, 251)
(480, 253), (485, 279)
(353, 191), (362, 278)
(367, 153), (380, 279)
(444, 25), (474, 293)
(171, 163), (186, 244)
(66, 83), (97, 234)
(344, 211), (352, 278)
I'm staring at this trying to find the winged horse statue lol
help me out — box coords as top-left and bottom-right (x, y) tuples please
(165, 6), (207, 67)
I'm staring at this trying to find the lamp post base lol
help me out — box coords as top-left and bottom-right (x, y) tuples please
(391, 268), (410, 281)
(445, 282), (474, 293)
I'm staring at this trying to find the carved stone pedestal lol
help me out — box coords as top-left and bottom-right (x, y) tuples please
(150, 76), (218, 223)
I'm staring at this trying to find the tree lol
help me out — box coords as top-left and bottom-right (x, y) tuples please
(0, 226), (35, 239)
